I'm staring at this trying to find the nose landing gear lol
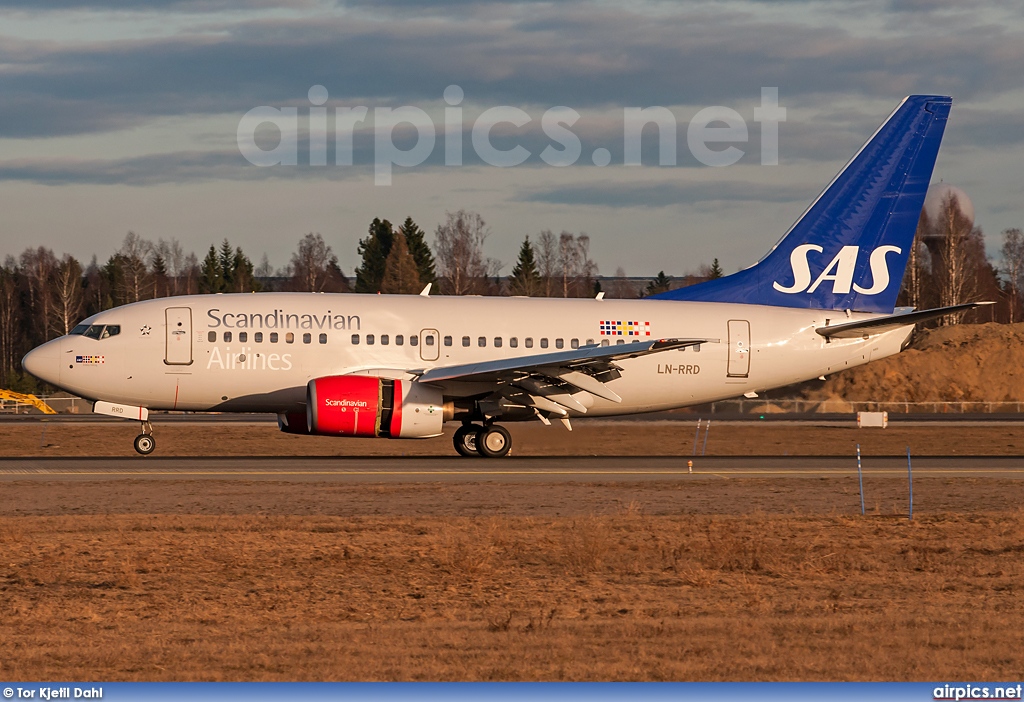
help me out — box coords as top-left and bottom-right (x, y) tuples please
(134, 421), (155, 455)
(452, 423), (512, 458)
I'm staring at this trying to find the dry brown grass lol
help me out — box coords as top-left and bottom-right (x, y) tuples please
(2, 510), (1023, 681)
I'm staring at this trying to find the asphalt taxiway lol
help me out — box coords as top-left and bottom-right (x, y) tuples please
(1, 455), (1023, 481)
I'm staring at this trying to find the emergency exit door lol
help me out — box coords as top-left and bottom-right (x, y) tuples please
(727, 319), (750, 378)
(165, 307), (193, 365)
(419, 328), (440, 362)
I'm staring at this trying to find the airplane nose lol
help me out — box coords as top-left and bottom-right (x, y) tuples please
(23, 339), (62, 385)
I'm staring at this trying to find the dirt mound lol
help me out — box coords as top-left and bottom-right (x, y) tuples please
(805, 322), (1024, 403)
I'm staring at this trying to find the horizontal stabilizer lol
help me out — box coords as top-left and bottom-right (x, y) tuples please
(816, 302), (993, 338)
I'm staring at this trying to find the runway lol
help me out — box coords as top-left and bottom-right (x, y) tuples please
(2, 455), (1024, 481)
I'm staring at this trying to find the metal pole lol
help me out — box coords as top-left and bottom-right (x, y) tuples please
(701, 419), (711, 456)
(907, 446), (913, 521)
(857, 444), (865, 516)
(692, 419), (702, 456)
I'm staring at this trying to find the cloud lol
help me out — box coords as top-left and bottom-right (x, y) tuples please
(1, 2), (1022, 141)
(518, 180), (812, 209)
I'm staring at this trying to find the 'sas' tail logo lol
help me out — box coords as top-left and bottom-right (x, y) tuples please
(772, 245), (901, 296)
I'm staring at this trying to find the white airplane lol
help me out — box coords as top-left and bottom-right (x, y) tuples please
(23, 95), (984, 457)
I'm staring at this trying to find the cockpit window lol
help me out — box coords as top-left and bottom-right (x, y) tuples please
(73, 324), (120, 340)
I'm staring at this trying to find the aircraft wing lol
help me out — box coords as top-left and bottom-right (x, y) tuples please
(816, 302), (993, 339)
(415, 338), (705, 411)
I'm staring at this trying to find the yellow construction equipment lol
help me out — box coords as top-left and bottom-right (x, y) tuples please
(0, 389), (58, 414)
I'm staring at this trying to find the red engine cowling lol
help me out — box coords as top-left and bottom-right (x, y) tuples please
(306, 376), (444, 438)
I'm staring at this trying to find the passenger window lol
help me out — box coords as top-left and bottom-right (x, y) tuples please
(586, 338), (594, 346)
(396, 335), (404, 346)
(510, 337), (518, 348)
(381, 334), (389, 345)
(319, 333), (327, 344)
(286, 332), (294, 344)
(525, 338), (534, 348)
(224, 331), (232, 342)
(555, 339), (564, 349)
(303, 333), (311, 344)
(616, 339), (625, 345)
(571, 338), (579, 349)
(351, 334), (360, 345)
(239, 332), (248, 343)
(411, 335), (418, 346)
(444, 336), (452, 346)
(494, 337), (502, 348)
(425, 335), (435, 346)
(208, 331), (216, 342)
(601, 339), (609, 347)
(366, 334), (375, 345)
(255, 332), (263, 343)
(694, 344), (701, 353)
(462, 336), (470, 347)
(540, 338), (548, 349)
(270, 332), (279, 343)
(478, 337), (486, 347)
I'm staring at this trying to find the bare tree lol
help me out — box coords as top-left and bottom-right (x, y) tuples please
(288, 233), (347, 292)
(50, 254), (84, 336)
(19, 246), (58, 343)
(118, 231), (153, 303)
(0, 258), (19, 386)
(933, 194), (981, 325)
(434, 210), (493, 295)
(153, 238), (186, 295)
(1001, 228), (1024, 323)
(535, 229), (558, 297)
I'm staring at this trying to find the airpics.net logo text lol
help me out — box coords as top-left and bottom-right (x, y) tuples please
(237, 86), (786, 185)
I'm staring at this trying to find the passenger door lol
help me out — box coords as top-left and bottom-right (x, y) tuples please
(727, 319), (750, 378)
(165, 307), (193, 365)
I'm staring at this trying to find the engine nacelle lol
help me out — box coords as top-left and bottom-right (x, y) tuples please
(306, 375), (446, 439)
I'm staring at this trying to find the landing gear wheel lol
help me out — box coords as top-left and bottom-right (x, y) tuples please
(453, 424), (482, 457)
(477, 425), (512, 458)
(133, 433), (156, 455)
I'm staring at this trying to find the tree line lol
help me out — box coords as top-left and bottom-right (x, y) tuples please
(1, 196), (1019, 390)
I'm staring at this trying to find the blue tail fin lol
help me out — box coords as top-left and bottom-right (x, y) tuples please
(653, 95), (951, 313)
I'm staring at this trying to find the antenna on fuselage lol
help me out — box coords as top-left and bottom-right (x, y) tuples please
(419, 284), (432, 297)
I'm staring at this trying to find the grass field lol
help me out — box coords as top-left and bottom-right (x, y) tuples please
(1, 493), (1022, 680)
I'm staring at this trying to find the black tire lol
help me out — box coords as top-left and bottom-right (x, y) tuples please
(477, 425), (512, 458)
(453, 424), (481, 457)
(133, 434), (156, 455)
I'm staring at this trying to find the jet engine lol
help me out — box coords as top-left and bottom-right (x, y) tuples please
(304, 375), (448, 438)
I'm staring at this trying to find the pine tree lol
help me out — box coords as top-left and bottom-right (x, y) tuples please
(231, 246), (258, 292)
(218, 239), (235, 291)
(381, 233), (423, 294)
(199, 245), (222, 293)
(645, 271), (671, 296)
(709, 258), (724, 279)
(354, 218), (394, 293)
(399, 216), (436, 286)
(508, 235), (541, 296)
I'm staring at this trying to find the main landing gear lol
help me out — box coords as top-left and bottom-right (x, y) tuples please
(133, 421), (155, 455)
(453, 423), (512, 458)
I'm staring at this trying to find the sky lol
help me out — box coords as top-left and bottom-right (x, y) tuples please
(1, 0), (1022, 278)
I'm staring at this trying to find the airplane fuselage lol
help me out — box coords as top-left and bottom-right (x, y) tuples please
(32, 292), (910, 417)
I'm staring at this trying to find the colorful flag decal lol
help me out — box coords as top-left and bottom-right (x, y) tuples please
(75, 355), (105, 364)
(599, 321), (651, 336)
